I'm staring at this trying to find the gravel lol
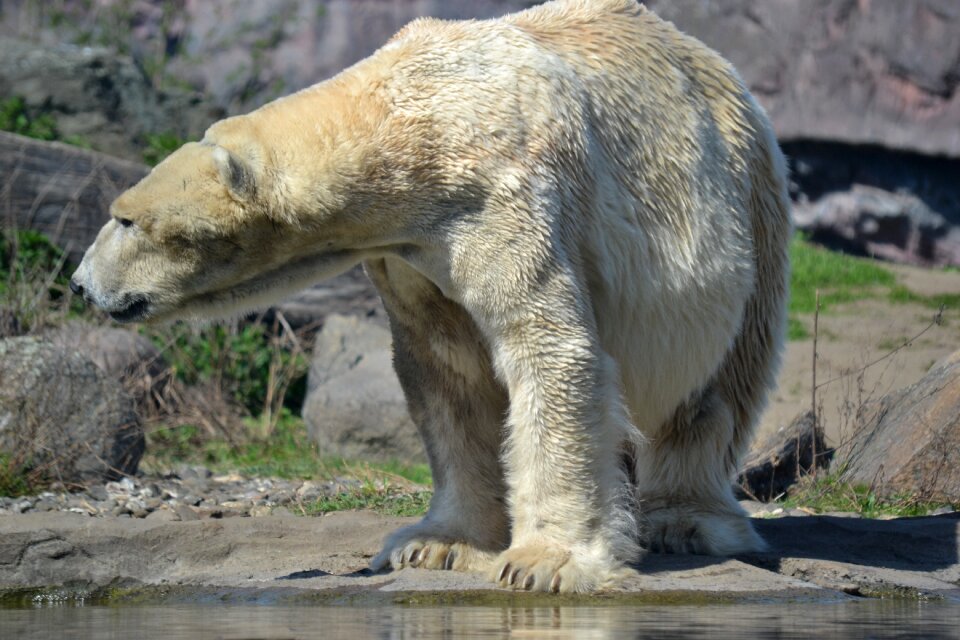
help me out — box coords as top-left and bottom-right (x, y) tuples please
(0, 466), (370, 520)
(2, 476), (952, 522)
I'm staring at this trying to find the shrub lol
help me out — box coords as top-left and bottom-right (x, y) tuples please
(0, 97), (58, 141)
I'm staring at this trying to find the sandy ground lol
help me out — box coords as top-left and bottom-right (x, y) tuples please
(758, 264), (960, 448)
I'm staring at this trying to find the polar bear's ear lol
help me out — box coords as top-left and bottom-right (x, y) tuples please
(212, 146), (255, 201)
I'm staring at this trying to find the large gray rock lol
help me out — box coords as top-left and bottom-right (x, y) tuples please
(794, 185), (960, 267)
(647, 0), (960, 158)
(302, 314), (422, 463)
(7, 1), (958, 158)
(46, 323), (168, 416)
(0, 36), (220, 162)
(838, 349), (960, 502)
(0, 131), (147, 265)
(1, 1), (535, 115)
(0, 336), (144, 485)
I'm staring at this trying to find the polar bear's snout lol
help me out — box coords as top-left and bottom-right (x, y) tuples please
(69, 255), (154, 323)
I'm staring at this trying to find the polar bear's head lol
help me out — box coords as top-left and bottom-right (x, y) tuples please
(70, 131), (370, 324)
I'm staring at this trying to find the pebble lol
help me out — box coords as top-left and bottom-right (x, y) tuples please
(145, 508), (177, 522)
(174, 505), (200, 522)
(87, 485), (109, 502)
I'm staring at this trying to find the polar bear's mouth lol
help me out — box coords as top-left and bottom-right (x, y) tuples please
(109, 295), (151, 323)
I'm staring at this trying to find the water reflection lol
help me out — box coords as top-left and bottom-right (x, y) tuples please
(1, 601), (958, 639)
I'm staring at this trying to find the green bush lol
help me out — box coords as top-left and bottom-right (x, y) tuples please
(0, 97), (58, 141)
(0, 230), (84, 334)
(1, 229), (67, 279)
(0, 453), (40, 498)
(149, 322), (308, 417)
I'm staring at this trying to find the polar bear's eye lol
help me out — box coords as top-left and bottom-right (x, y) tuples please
(116, 218), (134, 228)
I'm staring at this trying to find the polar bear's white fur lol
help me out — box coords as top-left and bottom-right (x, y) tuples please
(72, 0), (791, 592)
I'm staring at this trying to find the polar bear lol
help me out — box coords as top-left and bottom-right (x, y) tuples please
(71, 0), (790, 592)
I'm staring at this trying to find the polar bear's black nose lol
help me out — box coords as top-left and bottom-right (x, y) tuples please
(69, 278), (84, 296)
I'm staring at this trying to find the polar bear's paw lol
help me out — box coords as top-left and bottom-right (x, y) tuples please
(370, 524), (499, 574)
(491, 544), (628, 593)
(372, 538), (496, 572)
(642, 507), (767, 556)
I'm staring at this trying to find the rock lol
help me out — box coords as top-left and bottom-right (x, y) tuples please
(837, 349), (960, 502)
(2, 2), (536, 116)
(646, 0), (960, 159)
(86, 485), (109, 502)
(738, 411), (833, 502)
(303, 314), (423, 463)
(9, 2), (957, 159)
(268, 265), (386, 333)
(178, 465), (212, 480)
(0, 132), (147, 265)
(794, 185), (960, 267)
(145, 508), (176, 522)
(0, 36), (220, 162)
(46, 323), (169, 414)
(13, 499), (33, 514)
(0, 336), (144, 485)
(174, 505), (200, 522)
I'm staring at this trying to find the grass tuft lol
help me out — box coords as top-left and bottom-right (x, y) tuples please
(299, 485), (432, 517)
(143, 414), (432, 486)
(0, 453), (43, 498)
(779, 471), (956, 518)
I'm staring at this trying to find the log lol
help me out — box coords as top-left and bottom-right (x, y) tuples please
(0, 131), (148, 264)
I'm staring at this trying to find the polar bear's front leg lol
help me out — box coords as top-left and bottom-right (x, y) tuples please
(367, 258), (511, 574)
(467, 269), (641, 593)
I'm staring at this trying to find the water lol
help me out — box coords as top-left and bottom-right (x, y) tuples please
(2, 601), (959, 639)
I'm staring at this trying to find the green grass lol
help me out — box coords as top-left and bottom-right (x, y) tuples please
(887, 285), (960, 310)
(787, 315), (809, 340)
(789, 236), (896, 315)
(786, 237), (958, 341)
(145, 414), (433, 517)
(0, 96), (92, 152)
(0, 454), (41, 498)
(299, 485), (432, 517)
(779, 471), (956, 518)
(144, 414), (432, 486)
(0, 230), (86, 333)
(1, 229), (69, 283)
